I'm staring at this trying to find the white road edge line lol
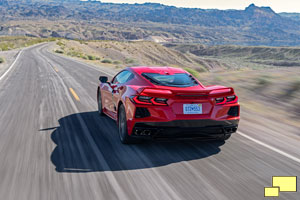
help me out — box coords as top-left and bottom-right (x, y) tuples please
(0, 43), (47, 82)
(238, 131), (300, 164)
(0, 50), (22, 81)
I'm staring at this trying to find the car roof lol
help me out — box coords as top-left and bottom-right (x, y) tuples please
(128, 66), (186, 75)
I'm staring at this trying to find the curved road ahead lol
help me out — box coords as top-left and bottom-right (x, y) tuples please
(0, 44), (299, 200)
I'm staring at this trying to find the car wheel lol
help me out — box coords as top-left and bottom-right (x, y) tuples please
(118, 105), (138, 144)
(98, 90), (104, 116)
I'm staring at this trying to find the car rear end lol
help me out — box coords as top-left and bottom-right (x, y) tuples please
(126, 69), (240, 140)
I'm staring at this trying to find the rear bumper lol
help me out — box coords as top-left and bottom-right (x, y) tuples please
(131, 119), (239, 139)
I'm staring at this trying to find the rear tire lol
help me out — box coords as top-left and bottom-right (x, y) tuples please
(98, 90), (104, 116)
(118, 105), (138, 144)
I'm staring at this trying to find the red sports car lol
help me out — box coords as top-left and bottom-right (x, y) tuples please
(97, 66), (240, 144)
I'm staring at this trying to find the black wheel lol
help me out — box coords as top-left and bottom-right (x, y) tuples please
(118, 105), (138, 144)
(98, 90), (104, 116)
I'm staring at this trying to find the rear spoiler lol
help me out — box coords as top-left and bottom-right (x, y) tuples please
(138, 87), (235, 97)
(208, 87), (235, 97)
(139, 88), (173, 97)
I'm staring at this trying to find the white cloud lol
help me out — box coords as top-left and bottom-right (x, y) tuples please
(99, 0), (300, 12)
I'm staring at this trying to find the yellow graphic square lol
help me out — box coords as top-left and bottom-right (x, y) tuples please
(272, 176), (297, 192)
(264, 187), (279, 197)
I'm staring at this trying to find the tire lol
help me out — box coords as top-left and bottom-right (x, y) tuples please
(98, 90), (104, 116)
(118, 105), (138, 144)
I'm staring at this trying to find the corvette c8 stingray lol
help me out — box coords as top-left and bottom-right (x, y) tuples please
(97, 66), (240, 144)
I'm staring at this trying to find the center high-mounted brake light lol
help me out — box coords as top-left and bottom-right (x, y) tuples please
(215, 95), (238, 105)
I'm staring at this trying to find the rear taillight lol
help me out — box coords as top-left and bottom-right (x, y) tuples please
(131, 96), (168, 105)
(131, 96), (151, 105)
(215, 97), (226, 104)
(138, 96), (152, 103)
(152, 98), (168, 105)
(215, 95), (238, 105)
(130, 89), (170, 106)
(226, 95), (236, 102)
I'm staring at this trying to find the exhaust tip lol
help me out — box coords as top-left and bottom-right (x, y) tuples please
(134, 129), (142, 135)
(134, 129), (151, 136)
(224, 127), (237, 134)
(141, 130), (151, 136)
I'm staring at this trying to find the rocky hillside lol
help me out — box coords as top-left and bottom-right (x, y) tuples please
(52, 39), (300, 74)
(167, 43), (300, 70)
(1, 1), (300, 45)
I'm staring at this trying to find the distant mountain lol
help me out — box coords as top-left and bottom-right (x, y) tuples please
(1, 1), (300, 46)
(280, 12), (300, 22)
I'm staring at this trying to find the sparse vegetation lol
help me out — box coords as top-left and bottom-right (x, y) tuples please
(0, 43), (14, 51)
(292, 79), (300, 92)
(67, 51), (81, 57)
(285, 79), (300, 98)
(55, 49), (64, 54)
(184, 67), (200, 78)
(113, 60), (122, 64)
(0, 57), (4, 64)
(256, 75), (272, 87)
(58, 39), (300, 75)
(87, 55), (96, 60)
(195, 65), (208, 73)
(101, 59), (112, 64)
(56, 41), (65, 47)
(0, 36), (56, 51)
(125, 58), (135, 64)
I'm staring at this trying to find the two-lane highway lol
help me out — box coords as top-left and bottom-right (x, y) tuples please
(0, 44), (299, 200)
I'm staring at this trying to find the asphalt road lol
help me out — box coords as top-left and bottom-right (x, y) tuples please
(0, 44), (299, 200)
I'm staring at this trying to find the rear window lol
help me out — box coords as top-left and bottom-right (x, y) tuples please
(142, 73), (198, 87)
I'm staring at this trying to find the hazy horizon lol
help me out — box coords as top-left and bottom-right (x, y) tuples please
(99, 0), (300, 13)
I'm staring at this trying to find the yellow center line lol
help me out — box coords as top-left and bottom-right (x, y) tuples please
(54, 67), (59, 72)
(69, 88), (80, 101)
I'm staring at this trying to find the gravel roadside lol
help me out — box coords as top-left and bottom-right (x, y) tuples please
(0, 49), (20, 77)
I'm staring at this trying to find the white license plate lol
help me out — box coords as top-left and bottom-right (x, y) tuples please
(183, 104), (202, 114)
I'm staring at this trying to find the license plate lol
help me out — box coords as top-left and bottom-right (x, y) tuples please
(183, 104), (202, 114)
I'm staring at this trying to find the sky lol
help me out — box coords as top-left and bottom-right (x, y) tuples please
(100, 0), (300, 13)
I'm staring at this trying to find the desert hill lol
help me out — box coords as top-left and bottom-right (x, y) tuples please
(1, 1), (300, 46)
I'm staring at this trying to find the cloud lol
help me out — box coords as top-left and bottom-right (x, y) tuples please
(99, 0), (300, 12)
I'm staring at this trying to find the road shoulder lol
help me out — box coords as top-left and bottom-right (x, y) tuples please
(0, 49), (20, 77)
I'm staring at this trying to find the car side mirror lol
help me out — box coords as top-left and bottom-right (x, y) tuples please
(99, 76), (108, 83)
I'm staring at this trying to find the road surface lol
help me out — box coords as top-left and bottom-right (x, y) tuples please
(0, 44), (299, 200)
